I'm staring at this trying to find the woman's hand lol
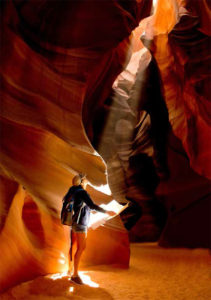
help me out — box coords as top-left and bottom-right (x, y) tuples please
(106, 210), (116, 217)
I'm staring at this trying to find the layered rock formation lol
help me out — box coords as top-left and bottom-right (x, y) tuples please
(91, 47), (169, 241)
(0, 0), (210, 293)
(0, 0), (152, 292)
(142, 0), (211, 247)
(88, 0), (211, 245)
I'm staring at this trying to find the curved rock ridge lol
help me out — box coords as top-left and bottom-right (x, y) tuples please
(0, 0), (210, 293)
(91, 43), (169, 242)
(0, 0), (151, 292)
(89, 0), (211, 246)
(142, 0), (211, 179)
(141, 0), (211, 247)
(0, 185), (129, 292)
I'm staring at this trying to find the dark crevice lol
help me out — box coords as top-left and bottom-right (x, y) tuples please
(84, 51), (170, 241)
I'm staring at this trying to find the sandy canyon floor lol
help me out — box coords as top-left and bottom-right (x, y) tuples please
(1, 243), (211, 300)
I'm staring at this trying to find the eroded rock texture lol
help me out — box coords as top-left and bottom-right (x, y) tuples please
(0, 0), (210, 293)
(144, 0), (211, 179)
(0, 0), (151, 292)
(89, 0), (211, 245)
(91, 48), (169, 241)
(142, 0), (211, 247)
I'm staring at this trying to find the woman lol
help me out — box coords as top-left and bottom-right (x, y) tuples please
(63, 174), (116, 284)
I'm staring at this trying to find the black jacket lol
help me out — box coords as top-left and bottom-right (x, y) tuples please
(63, 185), (106, 226)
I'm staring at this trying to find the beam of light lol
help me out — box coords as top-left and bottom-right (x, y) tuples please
(69, 287), (74, 292)
(84, 2), (154, 209)
(78, 271), (99, 288)
(57, 252), (66, 263)
(50, 272), (67, 280)
(96, 46), (152, 162)
(89, 183), (112, 195)
(57, 252), (67, 265)
(153, 0), (158, 8)
(58, 258), (65, 264)
(88, 200), (128, 229)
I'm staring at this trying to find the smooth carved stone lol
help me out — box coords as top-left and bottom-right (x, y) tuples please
(0, 176), (19, 232)
(0, 185), (129, 293)
(1, 0), (210, 292)
(139, 0), (211, 247)
(142, 1), (211, 179)
(0, 0), (152, 292)
(92, 45), (169, 241)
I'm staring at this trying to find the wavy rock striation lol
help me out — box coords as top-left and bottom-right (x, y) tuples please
(0, 0), (151, 292)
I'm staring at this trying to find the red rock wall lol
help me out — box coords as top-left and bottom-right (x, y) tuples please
(157, 132), (210, 248)
(0, 184), (129, 292)
(141, 0), (211, 247)
(0, 0), (151, 292)
(143, 0), (211, 179)
(89, 0), (211, 247)
(0, 0), (210, 292)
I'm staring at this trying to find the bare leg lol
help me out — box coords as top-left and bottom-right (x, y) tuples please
(72, 232), (87, 277)
(68, 230), (77, 274)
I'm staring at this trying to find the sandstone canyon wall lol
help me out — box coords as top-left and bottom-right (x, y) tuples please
(0, 0), (210, 293)
(88, 0), (210, 246)
(0, 0), (151, 292)
(143, 0), (211, 247)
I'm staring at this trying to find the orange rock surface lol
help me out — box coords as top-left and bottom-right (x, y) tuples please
(142, 0), (211, 179)
(0, 0), (151, 292)
(0, 0), (210, 293)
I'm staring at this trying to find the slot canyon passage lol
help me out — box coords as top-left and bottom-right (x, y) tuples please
(0, 0), (211, 299)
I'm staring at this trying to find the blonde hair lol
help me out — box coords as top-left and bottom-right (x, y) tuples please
(72, 174), (86, 186)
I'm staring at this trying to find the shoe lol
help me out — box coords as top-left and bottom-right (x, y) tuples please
(71, 275), (83, 285)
